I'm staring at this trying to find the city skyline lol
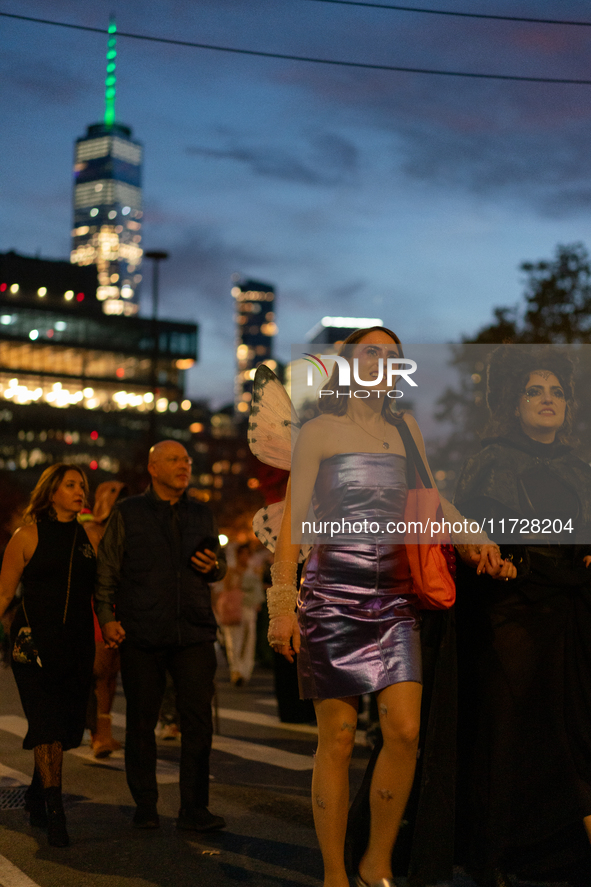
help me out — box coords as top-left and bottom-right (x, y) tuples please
(4, 0), (591, 407)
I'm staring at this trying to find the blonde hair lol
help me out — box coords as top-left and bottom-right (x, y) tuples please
(22, 464), (89, 524)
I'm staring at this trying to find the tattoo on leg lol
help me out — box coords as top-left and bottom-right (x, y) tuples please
(315, 795), (326, 809)
(377, 788), (394, 801)
(379, 703), (388, 716)
(340, 721), (356, 734)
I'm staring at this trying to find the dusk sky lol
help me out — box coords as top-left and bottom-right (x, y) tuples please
(4, 0), (591, 406)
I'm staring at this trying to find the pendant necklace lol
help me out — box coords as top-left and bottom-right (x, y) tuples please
(347, 413), (390, 450)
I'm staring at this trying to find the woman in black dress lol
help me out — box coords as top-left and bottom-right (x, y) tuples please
(454, 346), (591, 887)
(0, 464), (101, 847)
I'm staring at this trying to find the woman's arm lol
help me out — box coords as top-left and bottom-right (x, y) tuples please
(0, 526), (37, 620)
(268, 420), (323, 661)
(402, 414), (516, 579)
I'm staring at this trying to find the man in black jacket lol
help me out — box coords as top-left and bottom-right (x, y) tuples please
(94, 440), (227, 832)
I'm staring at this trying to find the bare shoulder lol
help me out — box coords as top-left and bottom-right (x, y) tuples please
(6, 523), (38, 563)
(297, 414), (338, 444)
(298, 413), (349, 456)
(12, 524), (38, 547)
(402, 412), (422, 436)
(401, 413), (427, 451)
(300, 413), (337, 433)
(12, 524), (37, 541)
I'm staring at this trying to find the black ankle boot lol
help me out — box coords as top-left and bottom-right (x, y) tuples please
(44, 787), (69, 847)
(24, 772), (47, 828)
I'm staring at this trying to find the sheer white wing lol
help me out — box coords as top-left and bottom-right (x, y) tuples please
(249, 366), (310, 562)
(248, 365), (300, 471)
(253, 501), (311, 563)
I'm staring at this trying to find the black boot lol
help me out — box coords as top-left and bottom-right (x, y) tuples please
(24, 770), (47, 828)
(44, 787), (69, 847)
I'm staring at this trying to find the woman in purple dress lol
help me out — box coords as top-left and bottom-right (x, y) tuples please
(266, 327), (514, 887)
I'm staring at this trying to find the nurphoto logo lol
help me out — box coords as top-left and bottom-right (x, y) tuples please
(305, 353), (418, 399)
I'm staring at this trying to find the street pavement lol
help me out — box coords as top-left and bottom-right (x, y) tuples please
(0, 657), (357, 887)
(0, 658), (570, 887)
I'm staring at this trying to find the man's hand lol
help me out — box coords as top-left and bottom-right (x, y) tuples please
(102, 620), (126, 649)
(191, 548), (218, 574)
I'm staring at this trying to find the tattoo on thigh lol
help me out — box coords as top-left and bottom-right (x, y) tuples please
(340, 721), (356, 734)
(315, 795), (326, 809)
(379, 703), (388, 717)
(377, 788), (394, 801)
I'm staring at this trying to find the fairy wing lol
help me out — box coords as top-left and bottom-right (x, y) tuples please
(252, 501), (311, 563)
(252, 500), (285, 553)
(248, 365), (300, 471)
(249, 366), (310, 562)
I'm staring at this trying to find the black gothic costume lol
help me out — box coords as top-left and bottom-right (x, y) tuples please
(454, 431), (591, 880)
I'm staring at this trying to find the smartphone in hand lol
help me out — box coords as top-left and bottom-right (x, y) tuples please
(193, 535), (219, 557)
(190, 535), (220, 571)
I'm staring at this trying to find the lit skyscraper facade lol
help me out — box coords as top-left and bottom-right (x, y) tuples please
(232, 277), (277, 415)
(70, 19), (143, 317)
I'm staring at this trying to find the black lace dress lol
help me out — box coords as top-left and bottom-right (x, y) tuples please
(11, 517), (96, 750)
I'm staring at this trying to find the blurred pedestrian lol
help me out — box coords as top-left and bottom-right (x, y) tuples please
(157, 671), (181, 739)
(217, 543), (264, 686)
(94, 440), (227, 832)
(0, 464), (102, 847)
(86, 480), (127, 758)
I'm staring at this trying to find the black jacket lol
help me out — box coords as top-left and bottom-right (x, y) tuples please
(94, 487), (226, 648)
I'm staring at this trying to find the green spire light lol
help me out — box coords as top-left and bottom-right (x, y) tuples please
(104, 16), (117, 128)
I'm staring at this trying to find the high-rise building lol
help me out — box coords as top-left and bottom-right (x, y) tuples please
(70, 19), (143, 317)
(232, 277), (277, 415)
(0, 250), (199, 480)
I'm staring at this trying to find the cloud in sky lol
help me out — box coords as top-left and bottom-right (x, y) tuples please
(186, 131), (358, 186)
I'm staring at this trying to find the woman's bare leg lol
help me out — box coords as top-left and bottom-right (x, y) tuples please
(359, 681), (422, 884)
(312, 696), (359, 887)
(91, 643), (121, 755)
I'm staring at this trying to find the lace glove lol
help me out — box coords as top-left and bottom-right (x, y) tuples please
(267, 561), (299, 648)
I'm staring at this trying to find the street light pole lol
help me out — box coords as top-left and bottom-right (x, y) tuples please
(145, 250), (169, 444)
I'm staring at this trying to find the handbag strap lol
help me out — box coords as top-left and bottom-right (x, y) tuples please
(394, 418), (432, 490)
(62, 523), (78, 625)
(22, 521), (78, 628)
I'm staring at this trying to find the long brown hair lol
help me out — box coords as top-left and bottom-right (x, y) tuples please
(22, 463), (89, 524)
(317, 325), (404, 421)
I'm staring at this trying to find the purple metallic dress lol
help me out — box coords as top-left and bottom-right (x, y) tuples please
(297, 453), (422, 700)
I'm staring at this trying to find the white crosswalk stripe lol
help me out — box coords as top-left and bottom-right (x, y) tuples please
(0, 715), (179, 784)
(112, 711), (315, 771)
(0, 763), (30, 788)
(0, 712), (316, 773)
(0, 853), (42, 887)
